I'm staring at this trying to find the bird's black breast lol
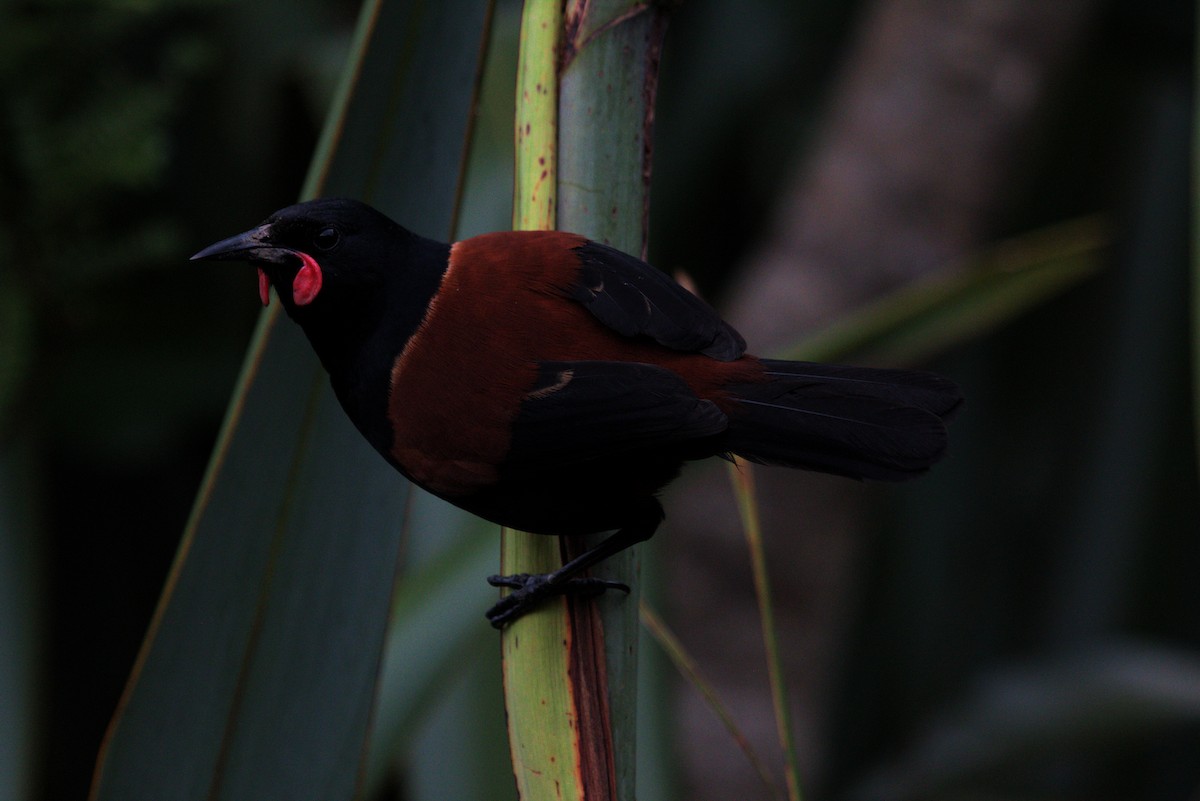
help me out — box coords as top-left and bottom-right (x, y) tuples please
(299, 233), (452, 466)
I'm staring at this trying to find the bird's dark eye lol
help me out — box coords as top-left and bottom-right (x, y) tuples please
(313, 227), (341, 250)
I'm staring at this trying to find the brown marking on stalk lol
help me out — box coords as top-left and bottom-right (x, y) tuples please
(563, 534), (619, 801)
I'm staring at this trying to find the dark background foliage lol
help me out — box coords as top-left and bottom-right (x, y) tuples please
(1, 0), (1195, 799)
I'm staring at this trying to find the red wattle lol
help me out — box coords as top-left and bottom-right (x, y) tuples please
(292, 252), (323, 306)
(257, 267), (271, 306)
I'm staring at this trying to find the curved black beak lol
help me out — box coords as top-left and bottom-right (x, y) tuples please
(190, 225), (294, 264)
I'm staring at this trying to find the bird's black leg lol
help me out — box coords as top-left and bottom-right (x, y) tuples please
(485, 501), (663, 628)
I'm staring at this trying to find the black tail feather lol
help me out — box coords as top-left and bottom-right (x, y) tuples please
(725, 360), (963, 481)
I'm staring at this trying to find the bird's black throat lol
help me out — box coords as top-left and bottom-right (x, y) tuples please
(283, 230), (452, 463)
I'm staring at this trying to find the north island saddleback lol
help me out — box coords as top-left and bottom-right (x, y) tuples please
(192, 198), (962, 628)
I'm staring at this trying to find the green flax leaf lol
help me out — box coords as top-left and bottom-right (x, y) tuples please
(89, 2), (493, 799)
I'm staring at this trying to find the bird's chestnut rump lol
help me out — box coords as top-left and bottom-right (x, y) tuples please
(192, 197), (963, 628)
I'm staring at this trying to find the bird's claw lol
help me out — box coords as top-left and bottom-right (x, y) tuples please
(485, 573), (630, 628)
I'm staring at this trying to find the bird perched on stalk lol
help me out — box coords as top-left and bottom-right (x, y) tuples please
(193, 197), (962, 627)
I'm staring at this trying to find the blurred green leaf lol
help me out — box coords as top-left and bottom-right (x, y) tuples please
(848, 642), (1200, 801)
(0, 278), (33, 433)
(405, 645), (514, 801)
(365, 511), (498, 791)
(784, 216), (1108, 364)
(0, 440), (41, 801)
(89, 1), (493, 799)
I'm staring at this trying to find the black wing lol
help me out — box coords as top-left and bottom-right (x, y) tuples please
(501, 360), (728, 473)
(569, 241), (746, 361)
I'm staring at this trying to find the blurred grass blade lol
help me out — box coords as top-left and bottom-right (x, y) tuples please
(784, 216), (1108, 364)
(727, 459), (804, 801)
(90, 2), (493, 800)
(698, 217), (1109, 801)
(640, 602), (785, 801)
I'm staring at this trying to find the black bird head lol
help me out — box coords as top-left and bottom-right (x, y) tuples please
(190, 197), (413, 312)
(192, 197), (451, 383)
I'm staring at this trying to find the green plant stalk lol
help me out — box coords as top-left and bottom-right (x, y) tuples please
(499, 3), (669, 800)
(501, 3), (586, 801)
(512, 0), (559, 232)
(728, 459), (804, 801)
(557, 4), (669, 793)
